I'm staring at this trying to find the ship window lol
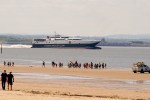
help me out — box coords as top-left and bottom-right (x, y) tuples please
(68, 39), (81, 40)
(69, 41), (71, 44)
(55, 38), (65, 40)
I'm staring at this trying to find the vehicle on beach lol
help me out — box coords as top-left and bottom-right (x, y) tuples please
(132, 62), (150, 73)
(31, 35), (101, 49)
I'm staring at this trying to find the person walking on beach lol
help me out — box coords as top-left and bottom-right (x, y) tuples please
(7, 72), (14, 91)
(12, 62), (14, 67)
(1, 70), (7, 90)
(4, 61), (6, 66)
(42, 61), (45, 67)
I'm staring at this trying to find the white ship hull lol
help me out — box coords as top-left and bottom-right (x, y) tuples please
(32, 35), (101, 49)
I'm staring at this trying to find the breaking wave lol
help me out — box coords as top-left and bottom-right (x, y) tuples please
(2, 44), (32, 48)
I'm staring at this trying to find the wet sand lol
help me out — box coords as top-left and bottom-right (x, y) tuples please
(0, 65), (150, 100)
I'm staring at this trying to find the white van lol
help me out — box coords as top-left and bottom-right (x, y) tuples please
(132, 62), (150, 73)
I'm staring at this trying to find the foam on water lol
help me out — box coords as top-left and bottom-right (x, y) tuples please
(2, 44), (32, 48)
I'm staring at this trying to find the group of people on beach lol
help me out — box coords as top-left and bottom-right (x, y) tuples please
(68, 61), (107, 69)
(68, 61), (81, 68)
(42, 61), (64, 68)
(1, 70), (14, 91)
(42, 61), (107, 69)
(4, 61), (15, 67)
(83, 62), (107, 69)
(52, 61), (63, 68)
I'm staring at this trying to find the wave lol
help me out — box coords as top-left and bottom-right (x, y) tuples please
(2, 44), (32, 48)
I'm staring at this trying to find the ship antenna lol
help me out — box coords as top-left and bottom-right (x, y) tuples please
(54, 31), (57, 36)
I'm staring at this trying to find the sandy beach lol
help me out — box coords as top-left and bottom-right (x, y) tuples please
(0, 65), (150, 100)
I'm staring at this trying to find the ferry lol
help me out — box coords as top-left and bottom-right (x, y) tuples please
(31, 35), (101, 49)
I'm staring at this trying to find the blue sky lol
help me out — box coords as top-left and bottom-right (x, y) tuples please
(0, 0), (150, 36)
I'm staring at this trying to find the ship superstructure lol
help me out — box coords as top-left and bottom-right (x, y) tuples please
(32, 35), (100, 49)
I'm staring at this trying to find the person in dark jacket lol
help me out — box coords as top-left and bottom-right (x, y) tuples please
(7, 72), (14, 91)
(1, 70), (7, 90)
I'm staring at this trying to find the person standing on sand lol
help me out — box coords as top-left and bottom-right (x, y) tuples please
(12, 62), (14, 67)
(4, 61), (6, 66)
(7, 72), (14, 91)
(42, 61), (45, 67)
(1, 70), (7, 90)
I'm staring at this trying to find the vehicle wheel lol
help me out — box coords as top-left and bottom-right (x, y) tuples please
(140, 69), (144, 73)
(133, 71), (137, 73)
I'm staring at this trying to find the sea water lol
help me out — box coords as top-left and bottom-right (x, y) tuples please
(0, 45), (150, 91)
(0, 45), (150, 70)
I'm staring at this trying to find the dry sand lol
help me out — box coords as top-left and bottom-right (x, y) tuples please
(0, 65), (150, 100)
